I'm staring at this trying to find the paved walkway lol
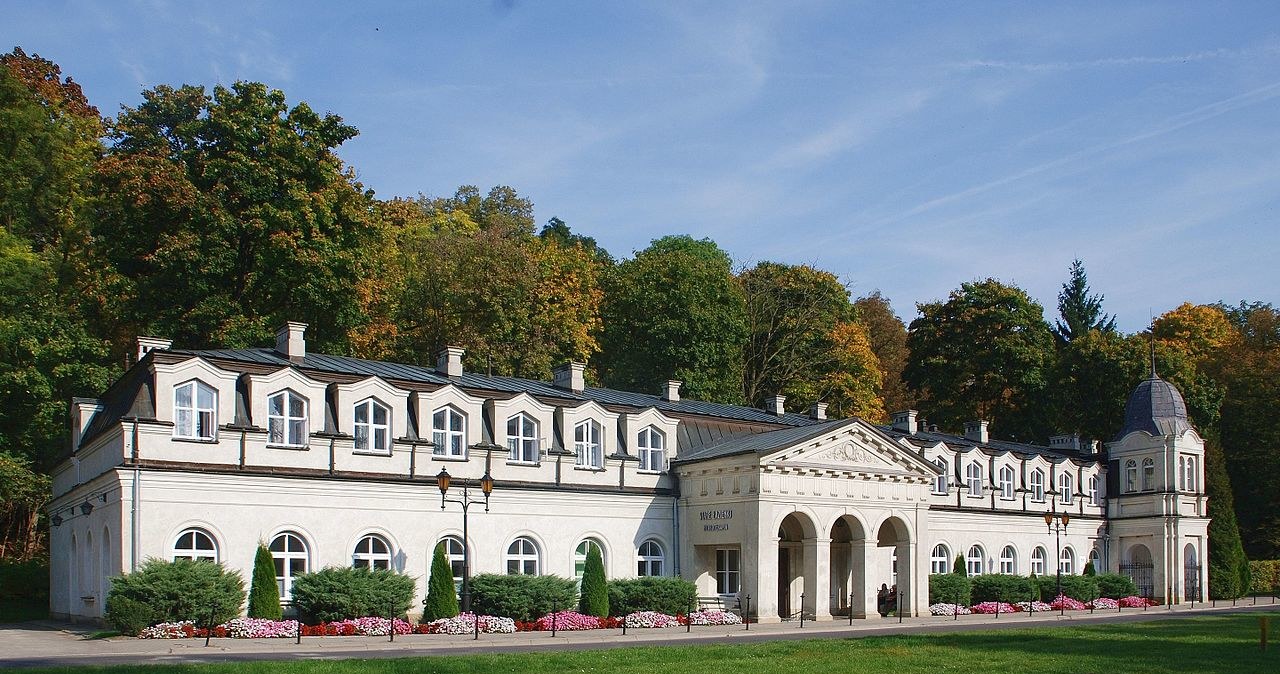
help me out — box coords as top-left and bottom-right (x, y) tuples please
(2, 599), (1276, 669)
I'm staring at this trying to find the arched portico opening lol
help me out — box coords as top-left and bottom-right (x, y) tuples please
(1123, 544), (1154, 598)
(829, 515), (868, 617)
(875, 517), (912, 617)
(1183, 544), (1200, 602)
(777, 512), (817, 619)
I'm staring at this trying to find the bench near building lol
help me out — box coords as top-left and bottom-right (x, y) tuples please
(48, 323), (1209, 622)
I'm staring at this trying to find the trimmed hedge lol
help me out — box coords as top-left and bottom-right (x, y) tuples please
(970, 574), (1032, 603)
(105, 559), (244, 635)
(290, 566), (416, 623)
(1094, 573), (1139, 599)
(0, 559), (49, 602)
(928, 573), (971, 605)
(469, 574), (576, 622)
(607, 577), (697, 617)
(1033, 573), (1098, 601)
(1248, 560), (1280, 594)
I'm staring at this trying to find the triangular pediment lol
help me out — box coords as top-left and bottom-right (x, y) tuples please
(763, 420), (938, 478)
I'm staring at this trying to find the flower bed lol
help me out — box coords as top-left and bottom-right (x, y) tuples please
(969, 601), (1019, 614)
(1050, 595), (1087, 611)
(624, 611), (682, 628)
(224, 617), (299, 638)
(533, 610), (600, 631)
(929, 603), (972, 616)
(423, 613), (517, 635)
(1119, 595), (1156, 608)
(687, 609), (742, 625)
(1088, 597), (1119, 609)
(1013, 601), (1053, 612)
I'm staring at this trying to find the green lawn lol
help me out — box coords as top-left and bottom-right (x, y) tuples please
(21, 613), (1280, 674)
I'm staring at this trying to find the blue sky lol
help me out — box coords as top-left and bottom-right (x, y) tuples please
(7, 1), (1279, 332)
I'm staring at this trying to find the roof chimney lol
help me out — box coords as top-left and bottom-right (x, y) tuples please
(662, 380), (681, 402)
(963, 420), (989, 444)
(1049, 433), (1081, 452)
(275, 322), (307, 362)
(135, 336), (172, 363)
(552, 361), (585, 393)
(891, 409), (918, 434)
(767, 395), (786, 416)
(71, 397), (104, 450)
(437, 346), (464, 378)
(809, 402), (827, 420)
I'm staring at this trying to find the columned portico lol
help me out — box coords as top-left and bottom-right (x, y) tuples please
(804, 536), (831, 619)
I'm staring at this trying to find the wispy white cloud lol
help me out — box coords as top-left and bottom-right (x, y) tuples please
(949, 45), (1278, 72)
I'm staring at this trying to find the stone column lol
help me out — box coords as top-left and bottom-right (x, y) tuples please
(803, 537), (832, 620)
(851, 539), (877, 618)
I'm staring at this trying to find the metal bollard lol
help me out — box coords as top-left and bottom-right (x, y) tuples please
(204, 607), (215, 647)
(687, 598), (693, 633)
(799, 593), (805, 628)
(745, 595), (751, 631)
(389, 602), (395, 643)
(849, 592), (854, 626)
(898, 589), (903, 623)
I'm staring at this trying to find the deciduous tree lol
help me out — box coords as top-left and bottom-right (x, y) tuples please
(854, 291), (914, 414)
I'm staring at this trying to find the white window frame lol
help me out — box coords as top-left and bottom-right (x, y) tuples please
(506, 413), (539, 464)
(439, 536), (466, 590)
(432, 406), (466, 458)
(268, 390), (308, 447)
(1030, 469), (1045, 502)
(998, 465), (1015, 500)
(967, 545), (985, 576)
(352, 534), (391, 569)
(174, 380), (217, 440)
(1088, 475), (1101, 506)
(270, 532), (309, 600)
(637, 426), (665, 473)
(1058, 473), (1074, 505)
(933, 457), (949, 495)
(1031, 546), (1047, 575)
(1060, 547), (1075, 575)
(715, 548), (740, 595)
(966, 462), (983, 497)
(353, 398), (391, 454)
(637, 539), (664, 576)
(574, 420), (603, 469)
(1141, 458), (1155, 491)
(999, 545), (1016, 574)
(172, 528), (217, 562)
(574, 539), (605, 580)
(1178, 456), (1186, 491)
(1125, 460), (1138, 493)
(930, 544), (950, 574)
(506, 537), (540, 575)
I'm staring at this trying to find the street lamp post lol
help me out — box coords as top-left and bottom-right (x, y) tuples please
(1044, 509), (1069, 612)
(436, 468), (494, 613)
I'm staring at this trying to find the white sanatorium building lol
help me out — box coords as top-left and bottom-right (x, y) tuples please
(48, 323), (1209, 622)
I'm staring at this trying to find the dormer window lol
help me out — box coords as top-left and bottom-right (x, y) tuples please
(998, 465), (1015, 500)
(637, 426), (665, 472)
(933, 457), (949, 494)
(1141, 458), (1155, 491)
(174, 380), (216, 440)
(432, 407), (466, 458)
(966, 462), (982, 497)
(507, 413), (539, 463)
(1125, 460), (1138, 493)
(1058, 473), (1074, 505)
(1088, 475), (1101, 505)
(574, 420), (603, 468)
(1030, 469), (1045, 502)
(268, 390), (308, 447)
(353, 398), (390, 453)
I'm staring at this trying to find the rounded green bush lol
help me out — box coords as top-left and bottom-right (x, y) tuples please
(607, 577), (697, 616)
(970, 574), (1033, 603)
(1094, 573), (1139, 599)
(469, 574), (575, 622)
(290, 566), (416, 623)
(104, 559), (244, 634)
(928, 573), (971, 606)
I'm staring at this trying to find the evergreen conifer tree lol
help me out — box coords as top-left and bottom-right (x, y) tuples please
(1083, 560), (1096, 576)
(579, 545), (609, 617)
(1053, 259), (1116, 344)
(247, 543), (282, 619)
(952, 554), (967, 576)
(423, 542), (460, 621)
(1206, 440), (1249, 599)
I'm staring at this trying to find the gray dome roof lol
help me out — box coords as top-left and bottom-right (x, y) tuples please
(1114, 376), (1191, 440)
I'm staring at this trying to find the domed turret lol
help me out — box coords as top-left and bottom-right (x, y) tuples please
(1114, 375), (1191, 439)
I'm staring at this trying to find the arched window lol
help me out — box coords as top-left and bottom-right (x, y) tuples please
(1087, 475), (1101, 505)
(933, 458), (949, 494)
(174, 380), (217, 440)
(1125, 460), (1138, 493)
(1060, 547), (1075, 575)
(506, 414), (539, 463)
(432, 407), (466, 458)
(998, 465), (1015, 500)
(1030, 469), (1045, 502)
(637, 540), (665, 576)
(574, 420), (603, 468)
(438, 536), (466, 586)
(506, 537), (539, 575)
(1178, 457), (1186, 490)
(1058, 473), (1073, 505)
(1031, 546), (1047, 575)
(637, 427), (665, 472)
(574, 539), (605, 580)
(967, 545), (985, 576)
(268, 390), (308, 447)
(172, 528), (217, 562)
(1184, 457), (1197, 492)
(353, 399), (390, 453)
(999, 545), (1017, 574)
(352, 534), (391, 569)
(966, 462), (983, 497)
(1089, 547), (1102, 572)
(1141, 458), (1155, 491)
(269, 532), (308, 600)
(930, 544), (950, 574)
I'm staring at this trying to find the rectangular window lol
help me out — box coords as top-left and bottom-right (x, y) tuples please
(506, 414), (539, 463)
(715, 548), (740, 595)
(574, 421), (602, 468)
(432, 408), (466, 458)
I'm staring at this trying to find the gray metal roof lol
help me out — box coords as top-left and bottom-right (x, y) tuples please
(1115, 376), (1191, 440)
(676, 418), (857, 463)
(877, 425), (1091, 461)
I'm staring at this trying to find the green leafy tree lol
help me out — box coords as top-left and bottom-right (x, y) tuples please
(423, 542), (459, 621)
(246, 543), (281, 619)
(1052, 259), (1115, 344)
(92, 80), (379, 356)
(1205, 439), (1249, 598)
(904, 279), (1056, 441)
(539, 217), (613, 265)
(600, 236), (747, 403)
(855, 291), (915, 414)
(1051, 330), (1147, 442)
(578, 544), (608, 617)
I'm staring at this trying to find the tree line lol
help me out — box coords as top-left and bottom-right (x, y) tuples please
(1, 49), (1276, 580)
